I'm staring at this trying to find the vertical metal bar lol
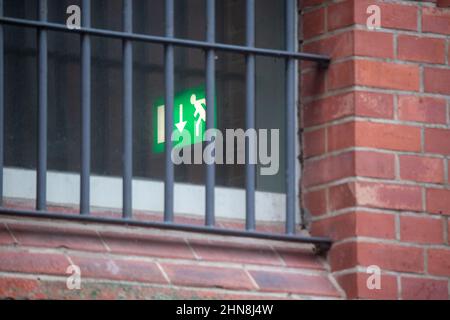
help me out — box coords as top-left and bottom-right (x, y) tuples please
(80, 0), (91, 215)
(0, 0), (4, 207)
(37, 0), (48, 211)
(164, 0), (174, 223)
(122, 0), (133, 218)
(245, 0), (255, 231)
(205, 0), (215, 226)
(285, 0), (296, 235)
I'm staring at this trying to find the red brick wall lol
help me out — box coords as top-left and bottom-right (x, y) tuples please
(301, 0), (450, 299)
(0, 217), (343, 299)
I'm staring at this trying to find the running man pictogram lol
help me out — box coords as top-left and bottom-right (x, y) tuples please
(190, 94), (206, 137)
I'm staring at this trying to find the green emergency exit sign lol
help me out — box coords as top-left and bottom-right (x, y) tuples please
(152, 86), (216, 153)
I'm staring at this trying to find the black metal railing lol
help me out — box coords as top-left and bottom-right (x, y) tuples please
(0, 0), (332, 251)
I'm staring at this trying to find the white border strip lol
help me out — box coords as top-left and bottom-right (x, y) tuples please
(3, 167), (294, 222)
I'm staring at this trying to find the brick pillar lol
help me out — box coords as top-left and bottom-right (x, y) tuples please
(300, 0), (450, 299)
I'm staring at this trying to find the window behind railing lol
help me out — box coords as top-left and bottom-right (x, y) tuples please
(0, 0), (332, 250)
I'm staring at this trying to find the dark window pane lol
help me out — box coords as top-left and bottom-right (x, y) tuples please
(47, 31), (81, 172)
(133, 0), (164, 36)
(216, 0), (245, 46)
(91, 36), (123, 176)
(4, 0), (37, 20)
(175, 0), (206, 41)
(91, 0), (122, 31)
(4, 0), (288, 193)
(5, 26), (37, 170)
(48, 0), (81, 25)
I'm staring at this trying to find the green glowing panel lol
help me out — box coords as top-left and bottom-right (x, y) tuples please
(152, 86), (216, 154)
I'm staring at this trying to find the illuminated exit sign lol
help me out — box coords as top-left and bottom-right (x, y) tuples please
(152, 86), (216, 153)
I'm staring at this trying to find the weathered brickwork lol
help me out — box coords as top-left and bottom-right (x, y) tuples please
(301, 0), (450, 299)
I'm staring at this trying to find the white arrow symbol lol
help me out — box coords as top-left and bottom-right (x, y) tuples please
(175, 104), (187, 133)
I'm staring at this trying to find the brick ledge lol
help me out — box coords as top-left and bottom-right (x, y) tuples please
(0, 215), (344, 299)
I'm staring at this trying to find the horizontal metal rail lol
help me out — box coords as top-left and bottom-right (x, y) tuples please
(0, 208), (332, 250)
(0, 17), (330, 63)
